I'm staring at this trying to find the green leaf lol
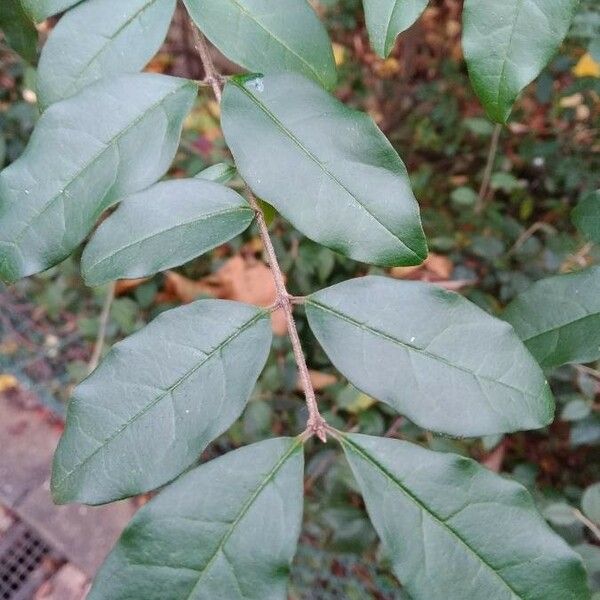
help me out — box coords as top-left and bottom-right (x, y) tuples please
(490, 172), (521, 193)
(37, 0), (176, 109)
(88, 437), (304, 599)
(582, 483), (600, 524)
(572, 190), (600, 244)
(0, 74), (196, 283)
(52, 300), (272, 505)
(0, 0), (38, 64)
(543, 502), (578, 527)
(81, 179), (254, 286)
(184, 0), (336, 89)
(504, 267), (600, 368)
(462, 0), (579, 123)
(575, 543), (600, 594)
(561, 398), (592, 422)
(363, 0), (429, 57)
(341, 433), (588, 600)
(222, 73), (427, 267)
(195, 162), (237, 184)
(20, 0), (82, 22)
(306, 276), (553, 437)
(450, 186), (478, 208)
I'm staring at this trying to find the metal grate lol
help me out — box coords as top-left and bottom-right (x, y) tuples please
(0, 521), (52, 600)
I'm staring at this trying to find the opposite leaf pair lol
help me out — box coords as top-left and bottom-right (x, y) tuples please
(52, 276), (554, 506)
(87, 435), (588, 600)
(0, 72), (428, 283)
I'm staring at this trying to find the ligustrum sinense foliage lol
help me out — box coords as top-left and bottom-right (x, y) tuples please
(0, 1), (596, 598)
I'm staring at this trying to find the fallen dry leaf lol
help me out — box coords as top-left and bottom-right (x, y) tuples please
(391, 253), (453, 281)
(373, 57), (401, 78)
(144, 53), (173, 74)
(297, 370), (338, 392)
(332, 42), (346, 67)
(0, 374), (19, 393)
(161, 256), (287, 335)
(0, 339), (19, 355)
(160, 271), (213, 304)
(115, 278), (149, 296)
(482, 441), (506, 473)
(573, 53), (600, 78)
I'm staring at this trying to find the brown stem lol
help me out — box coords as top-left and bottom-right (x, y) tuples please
(189, 24), (222, 102)
(190, 25), (327, 442)
(475, 123), (502, 214)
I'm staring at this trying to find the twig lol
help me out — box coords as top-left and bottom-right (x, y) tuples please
(475, 123), (502, 214)
(87, 282), (116, 375)
(384, 416), (404, 438)
(507, 222), (556, 257)
(573, 508), (600, 542)
(189, 25), (222, 102)
(575, 364), (600, 380)
(190, 26), (327, 442)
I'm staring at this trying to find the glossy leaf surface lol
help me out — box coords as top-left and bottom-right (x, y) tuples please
(363, 0), (429, 57)
(222, 73), (427, 267)
(89, 438), (304, 600)
(342, 433), (588, 600)
(184, 0), (336, 89)
(572, 190), (600, 244)
(462, 0), (578, 122)
(52, 300), (272, 505)
(504, 267), (600, 368)
(0, 74), (195, 283)
(82, 178), (254, 286)
(21, 0), (82, 22)
(0, 0), (38, 64)
(37, 0), (176, 108)
(307, 276), (553, 436)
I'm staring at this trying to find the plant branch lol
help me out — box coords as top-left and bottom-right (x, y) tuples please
(190, 26), (327, 441)
(88, 281), (116, 375)
(475, 123), (502, 214)
(573, 508), (600, 542)
(190, 24), (222, 103)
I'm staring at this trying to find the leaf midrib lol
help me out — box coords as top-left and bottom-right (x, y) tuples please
(494, 0), (524, 107)
(86, 205), (253, 274)
(51, 0), (164, 103)
(54, 309), (266, 491)
(308, 298), (542, 400)
(186, 438), (302, 598)
(231, 80), (423, 262)
(342, 435), (524, 599)
(7, 80), (193, 253)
